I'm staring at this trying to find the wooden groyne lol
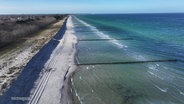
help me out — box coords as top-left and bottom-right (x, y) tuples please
(76, 59), (178, 66)
(78, 38), (133, 41)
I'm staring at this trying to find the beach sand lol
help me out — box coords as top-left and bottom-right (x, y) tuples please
(28, 16), (77, 104)
(0, 18), (66, 96)
(0, 16), (77, 104)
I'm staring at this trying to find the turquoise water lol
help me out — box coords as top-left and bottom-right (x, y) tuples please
(71, 14), (184, 104)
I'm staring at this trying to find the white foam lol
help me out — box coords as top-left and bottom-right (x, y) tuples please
(147, 71), (164, 80)
(148, 71), (154, 75)
(148, 65), (159, 71)
(179, 91), (184, 95)
(75, 92), (83, 104)
(71, 77), (83, 104)
(147, 64), (165, 80)
(174, 86), (184, 96)
(74, 17), (128, 49)
(71, 77), (74, 86)
(134, 55), (146, 61)
(79, 76), (82, 80)
(74, 16), (152, 63)
(156, 64), (160, 67)
(154, 84), (168, 93)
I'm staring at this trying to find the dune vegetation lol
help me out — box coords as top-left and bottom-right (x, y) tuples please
(0, 14), (66, 48)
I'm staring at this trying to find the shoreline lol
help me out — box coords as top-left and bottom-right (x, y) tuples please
(0, 17), (69, 104)
(66, 16), (86, 104)
(56, 16), (79, 104)
(67, 39), (81, 104)
(0, 15), (80, 104)
(33, 16), (78, 104)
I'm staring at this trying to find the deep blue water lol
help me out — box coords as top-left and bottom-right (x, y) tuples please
(71, 14), (184, 104)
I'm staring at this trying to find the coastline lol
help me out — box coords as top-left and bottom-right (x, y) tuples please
(0, 15), (81, 104)
(64, 14), (184, 104)
(68, 42), (81, 104)
(0, 16), (76, 104)
(34, 16), (78, 104)
(68, 68), (82, 104)
(0, 18), (66, 96)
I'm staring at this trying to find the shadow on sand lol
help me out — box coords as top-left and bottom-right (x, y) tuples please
(0, 18), (68, 104)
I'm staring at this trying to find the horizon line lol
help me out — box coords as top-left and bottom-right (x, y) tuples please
(0, 12), (184, 16)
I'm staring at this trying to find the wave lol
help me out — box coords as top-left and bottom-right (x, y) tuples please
(179, 91), (184, 95)
(147, 63), (184, 87)
(148, 65), (184, 97)
(74, 16), (181, 81)
(147, 70), (164, 80)
(148, 64), (159, 71)
(79, 76), (82, 80)
(133, 54), (146, 61)
(71, 77), (83, 104)
(74, 16), (128, 49)
(173, 86), (184, 96)
(73, 17), (184, 96)
(73, 16), (152, 63)
(154, 84), (168, 93)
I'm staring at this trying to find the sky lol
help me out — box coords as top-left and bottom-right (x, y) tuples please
(0, 0), (184, 14)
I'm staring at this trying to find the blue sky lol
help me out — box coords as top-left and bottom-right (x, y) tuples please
(0, 0), (184, 14)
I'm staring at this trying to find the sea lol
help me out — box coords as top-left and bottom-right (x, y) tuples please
(70, 14), (184, 104)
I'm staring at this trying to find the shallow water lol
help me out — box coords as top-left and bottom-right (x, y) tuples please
(71, 14), (184, 104)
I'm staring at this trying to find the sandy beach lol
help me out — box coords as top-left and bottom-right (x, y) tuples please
(0, 18), (66, 96)
(28, 16), (77, 104)
(0, 16), (79, 104)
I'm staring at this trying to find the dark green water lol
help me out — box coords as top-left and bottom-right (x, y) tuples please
(71, 14), (184, 104)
